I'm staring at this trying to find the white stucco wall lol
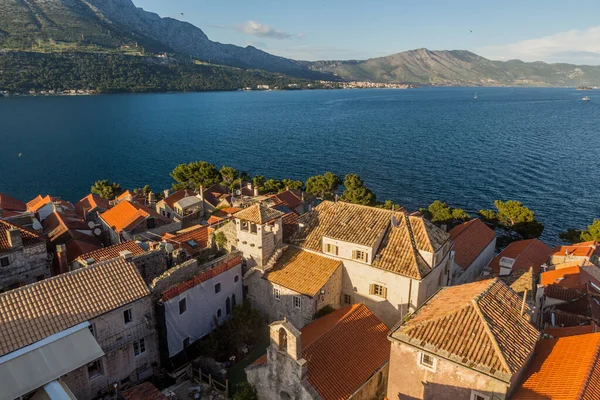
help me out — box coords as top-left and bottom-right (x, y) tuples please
(453, 238), (497, 285)
(163, 264), (242, 357)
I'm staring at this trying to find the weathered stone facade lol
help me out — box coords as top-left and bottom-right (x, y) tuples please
(0, 234), (49, 292)
(235, 216), (282, 268)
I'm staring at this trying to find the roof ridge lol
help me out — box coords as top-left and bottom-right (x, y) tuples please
(471, 280), (512, 374)
(577, 333), (600, 399)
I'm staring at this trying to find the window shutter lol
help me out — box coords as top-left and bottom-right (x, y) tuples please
(353, 250), (357, 260)
(382, 286), (388, 299)
(369, 284), (374, 295)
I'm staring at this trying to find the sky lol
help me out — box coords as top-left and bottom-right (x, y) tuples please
(133, 0), (600, 64)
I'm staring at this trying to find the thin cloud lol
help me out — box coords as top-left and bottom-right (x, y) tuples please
(237, 20), (293, 40)
(479, 26), (600, 64)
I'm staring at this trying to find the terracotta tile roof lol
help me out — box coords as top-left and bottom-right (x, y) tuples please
(391, 279), (539, 380)
(513, 333), (600, 399)
(282, 211), (299, 242)
(168, 225), (213, 256)
(161, 189), (197, 209)
(116, 190), (146, 204)
(449, 219), (496, 270)
(74, 194), (110, 219)
(553, 241), (600, 259)
(26, 195), (51, 213)
(0, 258), (149, 356)
(541, 265), (600, 290)
(122, 382), (167, 400)
(100, 200), (169, 233)
(65, 239), (102, 265)
(207, 207), (242, 225)
(488, 239), (552, 275)
(203, 185), (230, 207)
(42, 211), (91, 241)
(0, 220), (45, 252)
(0, 193), (26, 212)
(264, 247), (341, 297)
(75, 241), (145, 264)
(234, 203), (284, 224)
(544, 324), (597, 338)
(269, 190), (304, 210)
(301, 304), (390, 400)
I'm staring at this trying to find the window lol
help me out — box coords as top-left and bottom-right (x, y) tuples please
(214, 282), (221, 294)
(146, 217), (155, 229)
(123, 308), (133, 325)
(419, 352), (437, 371)
(87, 359), (103, 380)
(324, 243), (338, 255)
(89, 323), (96, 338)
(343, 294), (353, 305)
(353, 250), (368, 263)
(0, 257), (9, 267)
(226, 297), (231, 315)
(186, 240), (198, 248)
(273, 287), (281, 300)
(183, 337), (190, 348)
(232, 293), (237, 308)
(293, 296), (301, 309)
(133, 338), (146, 356)
(217, 309), (222, 317)
(241, 221), (249, 231)
(370, 284), (387, 299)
(470, 392), (490, 400)
(234, 275), (239, 283)
(250, 223), (258, 234)
(179, 298), (187, 315)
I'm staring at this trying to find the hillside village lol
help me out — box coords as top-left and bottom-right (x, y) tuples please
(1, 176), (599, 400)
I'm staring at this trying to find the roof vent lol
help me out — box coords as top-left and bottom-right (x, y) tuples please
(499, 257), (515, 276)
(84, 258), (96, 266)
(119, 250), (133, 261)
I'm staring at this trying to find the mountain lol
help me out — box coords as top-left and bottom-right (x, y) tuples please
(305, 48), (600, 86)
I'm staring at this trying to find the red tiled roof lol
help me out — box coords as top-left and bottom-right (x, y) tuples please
(544, 325), (597, 338)
(0, 193), (26, 212)
(488, 239), (552, 275)
(42, 211), (91, 242)
(282, 211), (299, 241)
(75, 194), (110, 219)
(168, 225), (213, 256)
(513, 333), (600, 399)
(553, 241), (600, 259)
(65, 239), (102, 264)
(26, 195), (51, 213)
(122, 382), (167, 400)
(207, 207), (242, 225)
(76, 241), (145, 264)
(541, 265), (600, 290)
(161, 255), (241, 301)
(162, 189), (196, 209)
(449, 219), (496, 270)
(116, 190), (146, 204)
(100, 200), (169, 233)
(203, 185), (230, 207)
(0, 220), (45, 252)
(270, 190), (303, 210)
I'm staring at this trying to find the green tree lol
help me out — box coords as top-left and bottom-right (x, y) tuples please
(170, 161), (221, 190)
(282, 178), (304, 191)
(341, 174), (375, 205)
(233, 383), (258, 400)
(559, 228), (583, 243)
(478, 209), (497, 223)
(377, 199), (402, 210)
(581, 219), (600, 242)
(220, 166), (239, 190)
(91, 179), (123, 200)
(305, 172), (341, 199)
(214, 231), (227, 249)
(262, 179), (284, 194)
(493, 200), (544, 239)
(428, 200), (453, 223)
(252, 175), (266, 191)
(451, 208), (470, 221)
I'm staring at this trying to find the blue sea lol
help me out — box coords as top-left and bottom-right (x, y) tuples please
(1, 87), (599, 243)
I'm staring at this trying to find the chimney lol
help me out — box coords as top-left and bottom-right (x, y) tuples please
(7, 228), (23, 250)
(163, 189), (170, 199)
(119, 250), (133, 261)
(56, 244), (68, 274)
(253, 187), (259, 197)
(147, 192), (156, 207)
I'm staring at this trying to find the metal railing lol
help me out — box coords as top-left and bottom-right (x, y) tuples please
(97, 321), (152, 353)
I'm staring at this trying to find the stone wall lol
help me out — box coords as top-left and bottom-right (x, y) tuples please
(235, 218), (282, 268)
(214, 221), (237, 252)
(132, 250), (170, 284)
(352, 363), (389, 400)
(0, 242), (49, 292)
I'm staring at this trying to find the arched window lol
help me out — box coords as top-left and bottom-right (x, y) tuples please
(232, 293), (237, 308)
(278, 328), (287, 352)
(226, 297), (231, 315)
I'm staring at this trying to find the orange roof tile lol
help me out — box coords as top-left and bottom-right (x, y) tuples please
(544, 325), (597, 338)
(74, 194), (110, 219)
(269, 190), (304, 210)
(234, 203), (284, 224)
(76, 241), (145, 264)
(122, 382), (167, 400)
(162, 189), (196, 209)
(264, 247), (341, 297)
(541, 265), (600, 290)
(488, 239), (552, 275)
(0, 220), (45, 252)
(553, 241), (600, 259)
(168, 225), (213, 256)
(100, 200), (169, 233)
(116, 190), (146, 204)
(0, 258), (149, 356)
(513, 333), (600, 399)
(449, 219), (496, 270)
(26, 195), (51, 213)
(65, 239), (102, 264)
(391, 279), (539, 380)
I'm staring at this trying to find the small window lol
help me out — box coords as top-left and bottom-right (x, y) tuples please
(353, 250), (368, 263)
(234, 275), (239, 283)
(293, 296), (301, 309)
(250, 223), (258, 234)
(217, 309), (222, 317)
(183, 337), (190, 348)
(186, 240), (198, 248)
(470, 392), (490, 400)
(88, 323), (96, 338)
(273, 287), (281, 300)
(0, 257), (9, 267)
(226, 297), (231, 315)
(146, 217), (155, 229)
(179, 298), (187, 314)
(370, 284), (387, 299)
(214, 282), (221, 294)
(123, 308), (133, 325)
(420, 352), (436, 371)
(241, 221), (249, 231)
(324, 243), (338, 255)
(87, 359), (103, 380)
(343, 294), (353, 305)
(133, 338), (146, 356)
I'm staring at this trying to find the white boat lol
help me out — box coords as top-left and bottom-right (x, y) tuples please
(474, 92), (478, 99)
(582, 96), (590, 101)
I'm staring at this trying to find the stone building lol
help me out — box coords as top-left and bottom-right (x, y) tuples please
(286, 201), (453, 327)
(234, 203), (285, 268)
(448, 219), (496, 285)
(386, 279), (540, 400)
(0, 220), (49, 292)
(0, 192), (34, 227)
(155, 189), (203, 224)
(245, 246), (343, 328)
(246, 303), (390, 400)
(0, 258), (159, 400)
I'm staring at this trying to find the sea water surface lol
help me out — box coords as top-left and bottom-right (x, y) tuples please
(1, 87), (599, 243)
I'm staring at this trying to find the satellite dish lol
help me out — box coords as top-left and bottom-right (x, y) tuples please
(88, 221), (96, 229)
(32, 220), (42, 231)
(165, 243), (174, 253)
(93, 228), (102, 236)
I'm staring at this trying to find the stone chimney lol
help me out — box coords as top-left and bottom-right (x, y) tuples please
(56, 244), (68, 274)
(253, 187), (259, 197)
(7, 228), (23, 250)
(163, 189), (170, 199)
(147, 192), (156, 207)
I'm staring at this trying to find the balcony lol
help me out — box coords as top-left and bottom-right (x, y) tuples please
(96, 321), (153, 353)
